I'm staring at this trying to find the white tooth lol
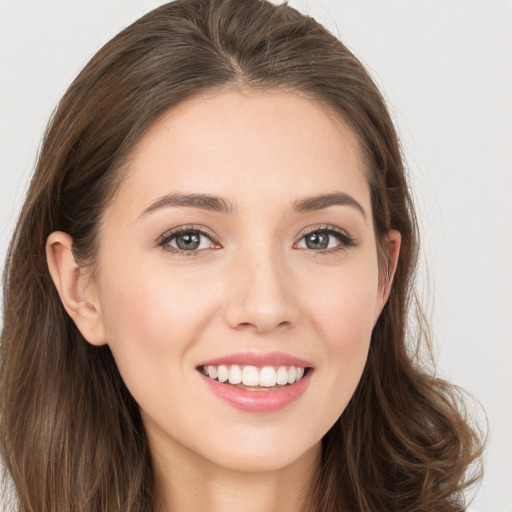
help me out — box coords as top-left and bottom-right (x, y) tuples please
(207, 365), (218, 380)
(217, 365), (228, 383)
(242, 366), (259, 386)
(276, 366), (289, 385)
(228, 365), (242, 384)
(202, 366), (209, 376)
(287, 366), (297, 384)
(296, 367), (305, 381)
(259, 366), (277, 387)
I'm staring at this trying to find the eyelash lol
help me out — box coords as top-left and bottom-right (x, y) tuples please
(157, 224), (357, 257)
(297, 225), (357, 254)
(157, 225), (219, 257)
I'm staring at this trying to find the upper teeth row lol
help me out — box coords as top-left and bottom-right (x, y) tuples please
(202, 365), (305, 387)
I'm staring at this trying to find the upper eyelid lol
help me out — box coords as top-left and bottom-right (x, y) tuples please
(294, 225), (357, 251)
(157, 224), (218, 245)
(295, 224), (351, 239)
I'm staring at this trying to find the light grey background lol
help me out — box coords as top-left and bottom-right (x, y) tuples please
(1, 1), (511, 511)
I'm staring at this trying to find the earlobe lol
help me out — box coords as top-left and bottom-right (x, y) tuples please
(46, 231), (107, 346)
(374, 229), (401, 320)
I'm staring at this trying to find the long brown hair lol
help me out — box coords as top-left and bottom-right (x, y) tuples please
(0, 0), (483, 510)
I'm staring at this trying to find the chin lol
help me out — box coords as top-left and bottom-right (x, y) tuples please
(197, 434), (322, 474)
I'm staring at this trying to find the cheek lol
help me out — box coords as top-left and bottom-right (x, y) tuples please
(306, 257), (380, 344)
(96, 263), (225, 441)
(96, 261), (220, 394)
(302, 259), (379, 414)
(100, 261), (214, 345)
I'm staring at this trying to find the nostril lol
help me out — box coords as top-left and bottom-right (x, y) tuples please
(232, 320), (292, 333)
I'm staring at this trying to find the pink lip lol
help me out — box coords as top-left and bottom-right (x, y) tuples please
(197, 351), (313, 368)
(197, 351), (313, 413)
(199, 371), (312, 413)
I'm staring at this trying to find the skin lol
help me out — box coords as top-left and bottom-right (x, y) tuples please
(47, 89), (400, 511)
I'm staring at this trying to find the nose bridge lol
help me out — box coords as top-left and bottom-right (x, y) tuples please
(224, 238), (296, 333)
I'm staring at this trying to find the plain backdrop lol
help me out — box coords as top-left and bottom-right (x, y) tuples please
(0, 1), (511, 511)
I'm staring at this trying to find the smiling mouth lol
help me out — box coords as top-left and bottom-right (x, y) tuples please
(198, 364), (310, 391)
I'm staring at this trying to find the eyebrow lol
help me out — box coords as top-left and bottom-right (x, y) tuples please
(138, 193), (237, 219)
(138, 191), (365, 219)
(292, 192), (366, 218)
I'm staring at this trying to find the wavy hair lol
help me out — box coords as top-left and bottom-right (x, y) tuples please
(1, 0), (483, 510)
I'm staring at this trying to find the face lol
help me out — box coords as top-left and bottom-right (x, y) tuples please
(92, 89), (392, 473)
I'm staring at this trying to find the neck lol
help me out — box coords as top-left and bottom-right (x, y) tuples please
(151, 437), (321, 512)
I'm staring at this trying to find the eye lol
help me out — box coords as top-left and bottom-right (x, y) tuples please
(295, 227), (355, 252)
(158, 227), (220, 254)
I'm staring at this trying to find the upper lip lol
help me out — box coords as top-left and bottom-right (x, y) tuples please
(197, 351), (313, 368)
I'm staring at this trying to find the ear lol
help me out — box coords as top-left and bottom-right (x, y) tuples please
(374, 229), (401, 321)
(46, 231), (107, 346)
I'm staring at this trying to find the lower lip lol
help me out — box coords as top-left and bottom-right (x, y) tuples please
(199, 370), (312, 413)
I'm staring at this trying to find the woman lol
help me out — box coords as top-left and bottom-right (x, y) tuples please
(0, 0), (483, 510)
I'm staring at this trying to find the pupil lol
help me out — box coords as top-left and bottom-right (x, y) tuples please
(177, 232), (200, 250)
(307, 232), (328, 250)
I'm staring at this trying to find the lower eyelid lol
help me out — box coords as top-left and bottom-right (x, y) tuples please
(158, 225), (218, 246)
(296, 228), (354, 247)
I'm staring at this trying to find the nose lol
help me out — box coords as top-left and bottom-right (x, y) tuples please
(223, 246), (298, 334)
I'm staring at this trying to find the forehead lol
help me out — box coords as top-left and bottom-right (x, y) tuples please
(113, 89), (370, 217)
